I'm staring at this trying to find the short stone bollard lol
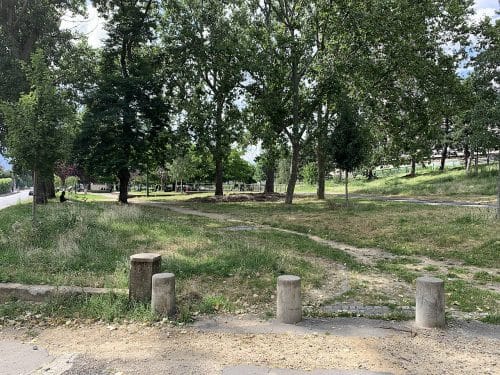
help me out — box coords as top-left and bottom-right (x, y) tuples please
(151, 273), (176, 316)
(277, 275), (302, 324)
(415, 276), (445, 328)
(129, 253), (161, 303)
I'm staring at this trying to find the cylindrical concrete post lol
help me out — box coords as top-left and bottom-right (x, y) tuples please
(151, 273), (176, 316)
(129, 253), (161, 303)
(277, 275), (302, 324)
(415, 276), (445, 328)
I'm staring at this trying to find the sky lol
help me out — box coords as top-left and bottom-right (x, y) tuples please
(61, 0), (499, 49)
(0, 0), (498, 170)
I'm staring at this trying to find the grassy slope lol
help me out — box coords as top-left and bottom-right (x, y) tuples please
(345, 165), (498, 199)
(292, 165), (498, 201)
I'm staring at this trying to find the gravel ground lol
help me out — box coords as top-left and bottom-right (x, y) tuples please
(1, 315), (498, 375)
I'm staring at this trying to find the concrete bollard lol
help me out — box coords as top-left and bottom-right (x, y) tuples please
(415, 276), (445, 328)
(129, 253), (161, 303)
(151, 273), (176, 316)
(277, 275), (302, 324)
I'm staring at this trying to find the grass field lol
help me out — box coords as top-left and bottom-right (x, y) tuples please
(343, 164), (498, 200)
(0, 164), (498, 324)
(291, 164), (498, 202)
(179, 197), (499, 267)
(0, 201), (361, 322)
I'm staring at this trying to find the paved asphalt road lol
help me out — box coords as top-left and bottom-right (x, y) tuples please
(0, 189), (31, 210)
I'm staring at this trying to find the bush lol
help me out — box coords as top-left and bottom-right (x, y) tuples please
(300, 162), (318, 185)
(0, 178), (12, 194)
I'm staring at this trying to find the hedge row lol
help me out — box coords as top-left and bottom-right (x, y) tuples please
(0, 178), (12, 194)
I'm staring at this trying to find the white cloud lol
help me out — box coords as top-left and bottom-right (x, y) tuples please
(60, 3), (107, 47)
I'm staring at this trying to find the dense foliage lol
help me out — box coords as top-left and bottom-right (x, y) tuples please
(0, 0), (498, 208)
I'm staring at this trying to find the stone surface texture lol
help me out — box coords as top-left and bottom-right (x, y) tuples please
(415, 276), (445, 328)
(151, 273), (176, 316)
(277, 275), (302, 324)
(129, 253), (161, 302)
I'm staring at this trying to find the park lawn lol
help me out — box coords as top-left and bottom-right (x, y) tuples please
(291, 164), (497, 202)
(66, 192), (116, 202)
(179, 196), (500, 268)
(330, 164), (498, 202)
(0, 201), (358, 319)
(0, 199), (497, 323)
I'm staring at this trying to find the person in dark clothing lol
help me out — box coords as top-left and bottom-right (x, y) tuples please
(60, 191), (68, 203)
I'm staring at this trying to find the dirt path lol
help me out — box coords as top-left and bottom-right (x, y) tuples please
(1, 316), (498, 375)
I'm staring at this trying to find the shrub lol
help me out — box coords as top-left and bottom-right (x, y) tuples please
(0, 178), (12, 194)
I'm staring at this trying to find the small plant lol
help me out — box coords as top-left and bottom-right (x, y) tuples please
(0, 293), (154, 323)
(480, 314), (500, 325)
(375, 261), (420, 283)
(473, 271), (500, 283)
(176, 306), (195, 324)
(423, 265), (439, 272)
(445, 280), (499, 313)
(198, 295), (233, 314)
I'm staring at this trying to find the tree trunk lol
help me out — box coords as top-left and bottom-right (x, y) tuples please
(285, 142), (300, 204)
(497, 157), (500, 219)
(464, 145), (470, 171)
(410, 158), (416, 177)
(45, 176), (56, 199)
(439, 144), (448, 171)
(439, 117), (450, 172)
(35, 172), (47, 204)
(316, 120), (327, 199)
(316, 105), (328, 200)
(285, 37), (301, 206)
(264, 166), (275, 194)
(474, 151), (479, 176)
(317, 150), (326, 200)
(32, 169), (37, 224)
(344, 170), (349, 207)
(146, 167), (149, 197)
(118, 168), (130, 204)
(215, 155), (223, 196)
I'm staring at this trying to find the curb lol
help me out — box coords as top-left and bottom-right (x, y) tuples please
(0, 283), (127, 303)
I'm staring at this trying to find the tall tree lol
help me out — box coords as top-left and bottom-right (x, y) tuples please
(367, 1), (473, 175)
(0, 0), (85, 147)
(163, 0), (249, 196)
(330, 97), (370, 205)
(246, 0), (321, 204)
(468, 17), (499, 216)
(0, 0), (85, 200)
(78, 0), (171, 203)
(1, 50), (74, 219)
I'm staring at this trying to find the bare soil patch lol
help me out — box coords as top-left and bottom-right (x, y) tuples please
(189, 193), (285, 203)
(1, 318), (498, 375)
